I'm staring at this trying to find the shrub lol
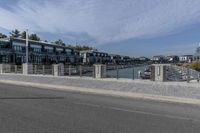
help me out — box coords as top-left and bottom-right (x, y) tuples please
(190, 62), (200, 71)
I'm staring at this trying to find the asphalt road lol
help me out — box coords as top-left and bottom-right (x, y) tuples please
(0, 83), (200, 133)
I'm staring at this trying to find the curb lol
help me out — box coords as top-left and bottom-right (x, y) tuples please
(0, 79), (200, 105)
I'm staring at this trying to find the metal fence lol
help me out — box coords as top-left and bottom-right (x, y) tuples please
(81, 66), (94, 77)
(2, 64), (23, 74)
(64, 65), (81, 77)
(167, 65), (200, 82)
(2, 63), (198, 83)
(63, 65), (94, 77)
(28, 65), (53, 75)
(106, 65), (149, 79)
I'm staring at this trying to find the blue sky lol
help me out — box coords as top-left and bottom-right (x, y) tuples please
(0, 0), (200, 57)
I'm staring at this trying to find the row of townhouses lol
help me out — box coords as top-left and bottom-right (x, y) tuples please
(0, 38), (80, 65)
(0, 38), (132, 65)
(80, 50), (132, 65)
(1, 37), (199, 65)
(152, 46), (200, 63)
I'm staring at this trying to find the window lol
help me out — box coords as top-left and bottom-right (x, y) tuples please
(44, 46), (54, 53)
(32, 48), (41, 53)
(14, 45), (24, 52)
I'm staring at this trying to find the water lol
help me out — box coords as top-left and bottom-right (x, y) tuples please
(106, 65), (149, 79)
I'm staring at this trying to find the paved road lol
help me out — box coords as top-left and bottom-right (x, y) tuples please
(0, 83), (200, 133)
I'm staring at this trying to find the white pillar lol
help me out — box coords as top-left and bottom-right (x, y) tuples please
(23, 63), (28, 75)
(151, 64), (169, 82)
(53, 64), (59, 76)
(94, 64), (106, 78)
(24, 29), (29, 75)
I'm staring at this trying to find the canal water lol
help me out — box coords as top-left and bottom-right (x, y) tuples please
(106, 65), (149, 79)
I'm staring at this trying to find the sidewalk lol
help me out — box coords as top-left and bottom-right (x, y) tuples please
(0, 74), (200, 105)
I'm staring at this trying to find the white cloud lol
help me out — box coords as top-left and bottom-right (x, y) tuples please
(0, 0), (200, 44)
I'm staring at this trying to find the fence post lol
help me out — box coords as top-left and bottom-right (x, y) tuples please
(0, 64), (3, 74)
(22, 63), (28, 75)
(132, 66), (134, 80)
(150, 64), (169, 82)
(53, 64), (58, 76)
(58, 63), (64, 76)
(93, 64), (106, 78)
(93, 65), (95, 78)
(116, 65), (119, 79)
(42, 65), (45, 75)
(69, 65), (71, 76)
(15, 65), (17, 73)
(34, 65), (37, 74)
(187, 67), (190, 83)
(80, 65), (82, 77)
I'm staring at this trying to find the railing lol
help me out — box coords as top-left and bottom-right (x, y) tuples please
(64, 65), (81, 77)
(2, 63), (198, 83)
(166, 65), (200, 82)
(106, 65), (149, 79)
(28, 65), (53, 75)
(63, 65), (94, 77)
(2, 64), (23, 74)
(81, 66), (94, 77)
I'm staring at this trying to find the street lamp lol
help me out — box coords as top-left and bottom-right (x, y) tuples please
(26, 29), (28, 64)
(23, 29), (29, 75)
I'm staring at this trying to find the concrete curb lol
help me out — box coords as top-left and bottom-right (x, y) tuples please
(0, 79), (200, 106)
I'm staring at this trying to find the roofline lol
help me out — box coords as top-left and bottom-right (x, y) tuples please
(11, 37), (73, 50)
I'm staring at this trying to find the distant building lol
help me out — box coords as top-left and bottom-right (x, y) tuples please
(152, 55), (166, 63)
(166, 55), (179, 63)
(179, 55), (193, 63)
(108, 54), (131, 65)
(109, 54), (121, 64)
(0, 38), (136, 65)
(120, 56), (132, 64)
(138, 57), (150, 62)
(80, 50), (109, 64)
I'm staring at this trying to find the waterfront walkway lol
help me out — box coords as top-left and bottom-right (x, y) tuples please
(0, 74), (200, 103)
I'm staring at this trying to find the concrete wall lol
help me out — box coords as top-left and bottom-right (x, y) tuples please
(151, 64), (169, 82)
(94, 64), (106, 78)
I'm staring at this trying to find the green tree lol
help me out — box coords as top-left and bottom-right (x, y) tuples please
(10, 29), (21, 38)
(74, 45), (95, 51)
(55, 39), (65, 46)
(0, 33), (7, 38)
(20, 31), (26, 39)
(29, 34), (40, 41)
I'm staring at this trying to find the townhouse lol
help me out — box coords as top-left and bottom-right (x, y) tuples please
(0, 38), (78, 65)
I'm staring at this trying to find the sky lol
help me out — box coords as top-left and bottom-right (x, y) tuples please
(0, 0), (200, 57)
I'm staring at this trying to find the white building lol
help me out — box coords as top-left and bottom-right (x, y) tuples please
(179, 55), (193, 63)
(151, 55), (166, 63)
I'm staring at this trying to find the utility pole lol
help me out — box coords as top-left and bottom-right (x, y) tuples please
(26, 29), (28, 64)
(24, 29), (29, 75)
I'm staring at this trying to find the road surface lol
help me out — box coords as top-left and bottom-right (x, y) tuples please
(0, 83), (200, 133)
